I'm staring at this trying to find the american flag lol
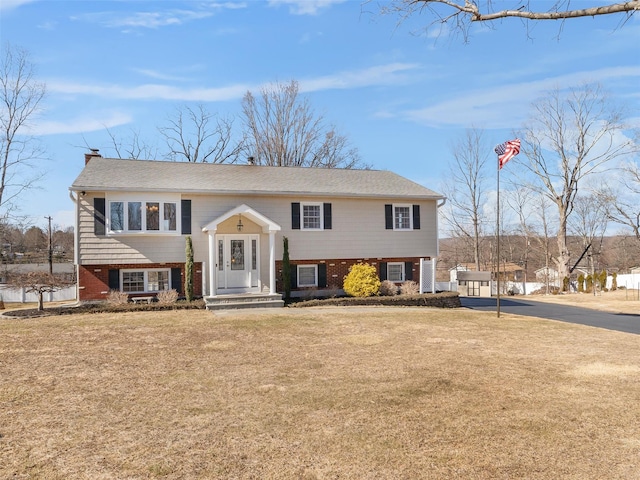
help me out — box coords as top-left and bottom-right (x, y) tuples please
(495, 139), (521, 169)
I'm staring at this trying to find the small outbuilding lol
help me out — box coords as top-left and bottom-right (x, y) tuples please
(456, 270), (492, 297)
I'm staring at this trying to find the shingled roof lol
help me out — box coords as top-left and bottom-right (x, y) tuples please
(71, 157), (443, 200)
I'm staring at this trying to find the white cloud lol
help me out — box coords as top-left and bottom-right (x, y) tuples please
(71, 3), (246, 29)
(0, 0), (37, 12)
(47, 80), (252, 102)
(46, 63), (422, 102)
(131, 68), (191, 82)
(405, 66), (640, 129)
(268, 0), (346, 15)
(299, 63), (421, 92)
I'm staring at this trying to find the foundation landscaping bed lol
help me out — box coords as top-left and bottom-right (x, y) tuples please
(289, 291), (460, 308)
(1, 292), (460, 318)
(1, 299), (207, 318)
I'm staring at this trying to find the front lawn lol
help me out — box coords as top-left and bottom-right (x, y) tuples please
(1, 307), (639, 479)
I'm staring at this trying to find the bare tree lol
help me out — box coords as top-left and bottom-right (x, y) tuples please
(514, 83), (635, 280)
(379, 1), (639, 40)
(600, 160), (640, 241)
(440, 128), (490, 270)
(241, 80), (366, 169)
(158, 104), (245, 163)
(506, 189), (555, 292)
(102, 126), (160, 160)
(569, 194), (609, 275)
(0, 43), (46, 217)
(6, 271), (75, 311)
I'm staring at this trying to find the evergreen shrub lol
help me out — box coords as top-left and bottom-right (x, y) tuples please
(343, 263), (381, 297)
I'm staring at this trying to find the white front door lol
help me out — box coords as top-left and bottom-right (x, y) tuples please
(216, 234), (259, 292)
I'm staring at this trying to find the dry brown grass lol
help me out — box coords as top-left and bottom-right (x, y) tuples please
(2, 307), (640, 479)
(527, 288), (640, 314)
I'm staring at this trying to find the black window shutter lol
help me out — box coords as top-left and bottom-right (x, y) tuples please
(171, 268), (183, 294)
(323, 203), (332, 230)
(290, 264), (298, 289)
(413, 205), (421, 230)
(181, 200), (192, 235)
(291, 203), (301, 230)
(405, 262), (413, 281)
(94, 198), (106, 236)
(385, 204), (393, 230)
(318, 264), (327, 288)
(379, 262), (388, 281)
(108, 269), (120, 290)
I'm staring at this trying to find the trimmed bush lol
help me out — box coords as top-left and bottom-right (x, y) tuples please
(585, 274), (593, 293)
(577, 274), (584, 293)
(106, 290), (129, 305)
(343, 263), (381, 297)
(599, 269), (608, 291)
(612, 272), (617, 291)
(282, 236), (291, 300)
(157, 289), (179, 305)
(379, 280), (398, 296)
(291, 291), (461, 308)
(400, 281), (419, 295)
(562, 276), (570, 292)
(185, 236), (194, 302)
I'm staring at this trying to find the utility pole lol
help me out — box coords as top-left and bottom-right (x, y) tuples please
(45, 216), (53, 274)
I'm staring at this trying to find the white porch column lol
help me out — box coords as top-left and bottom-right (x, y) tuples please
(208, 232), (216, 297)
(269, 231), (276, 295)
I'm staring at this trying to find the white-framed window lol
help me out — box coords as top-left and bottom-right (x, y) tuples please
(387, 262), (405, 282)
(394, 204), (412, 230)
(297, 265), (318, 287)
(107, 194), (179, 234)
(121, 269), (171, 293)
(302, 203), (323, 230)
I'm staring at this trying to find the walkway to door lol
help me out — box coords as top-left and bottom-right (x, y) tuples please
(460, 297), (640, 335)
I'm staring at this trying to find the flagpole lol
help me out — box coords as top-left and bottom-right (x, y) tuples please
(494, 139), (519, 319)
(496, 155), (501, 318)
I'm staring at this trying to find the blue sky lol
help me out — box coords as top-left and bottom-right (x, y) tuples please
(1, 0), (639, 230)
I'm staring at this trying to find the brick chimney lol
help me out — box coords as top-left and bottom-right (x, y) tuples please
(84, 148), (102, 165)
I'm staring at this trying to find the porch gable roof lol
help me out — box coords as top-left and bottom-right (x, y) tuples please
(202, 204), (281, 234)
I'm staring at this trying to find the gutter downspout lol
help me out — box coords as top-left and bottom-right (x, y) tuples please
(69, 190), (80, 303)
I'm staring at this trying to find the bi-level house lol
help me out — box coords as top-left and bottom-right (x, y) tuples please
(70, 152), (444, 306)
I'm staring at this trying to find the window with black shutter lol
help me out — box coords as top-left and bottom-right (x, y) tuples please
(94, 198), (106, 236)
(291, 203), (301, 230)
(181, 199), (192, 235)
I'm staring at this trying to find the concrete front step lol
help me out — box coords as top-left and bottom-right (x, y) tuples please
(205, 293), (284, 311)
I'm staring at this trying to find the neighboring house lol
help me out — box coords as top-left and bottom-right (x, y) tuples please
(70, 153), (444, 302)
(535, 266), (588, 285)
(450, 262), (525, 282)
(495, 262), (525, 282)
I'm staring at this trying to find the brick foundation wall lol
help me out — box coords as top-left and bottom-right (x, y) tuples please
(79, 263), (203, 301)
(275, 257), (429, 293)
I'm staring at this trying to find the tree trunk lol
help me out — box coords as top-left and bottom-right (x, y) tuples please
(37, 292), (44, 311)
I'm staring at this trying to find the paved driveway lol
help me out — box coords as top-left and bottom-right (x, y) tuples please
(460, 297), (640, 335)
